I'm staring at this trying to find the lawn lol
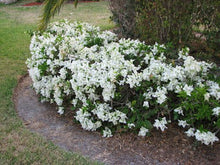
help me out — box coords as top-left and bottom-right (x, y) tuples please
(0, 0), (114, 164)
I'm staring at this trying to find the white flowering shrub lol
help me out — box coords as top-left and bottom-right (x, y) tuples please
(27, 20), (220, 145)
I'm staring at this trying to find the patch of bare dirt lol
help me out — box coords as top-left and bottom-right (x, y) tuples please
(13, 75), (220, 165)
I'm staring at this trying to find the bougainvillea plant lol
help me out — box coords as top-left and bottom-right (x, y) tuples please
(27, 20), (220, 145)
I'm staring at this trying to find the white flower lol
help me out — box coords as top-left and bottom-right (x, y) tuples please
(138, 127), (149, 137)
(59, 68), (67, 79)
(204, 93), (210, 101)
(212, 107), (220, 116)
(185, 128), (195, 137)
(126, 72), (143, 88)
(153, 117), (168, 131)
(207, 81), (220, 100)
(75, 108), (102, 131)
(72, 99), (78, 106)
(174, 107), (184, 116)
(92, 103), (127, 125)
(183, 84), (194, 96)
(92, 103), (111, 122)
(143, 101), (149, 108)
(128, 123), (135, 129)
(183, 56), (201, 77)
(153, 87), (167, 104)
(103, 127), (113, 137)
(194, 130), (219, 145)
(58, 107), (64, 115)
(178, 120), (189, 128)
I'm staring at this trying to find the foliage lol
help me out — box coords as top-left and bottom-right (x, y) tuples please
(39, 0), (101, 31)
(36, 0), (45, 2)
(39, 0), (79, 31)
(109, 0), (220, 61)
(27, 20), (220, 145)
(109, 0), (136, 38)
(39, 0), (66, 31)
(135, 0), (195, 47)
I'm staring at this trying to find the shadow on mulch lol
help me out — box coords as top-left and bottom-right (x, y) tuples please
(13, 75), (220, 165)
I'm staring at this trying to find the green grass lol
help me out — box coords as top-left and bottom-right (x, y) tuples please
(0, 0), (113, 164)
(0, 0), (115, 30)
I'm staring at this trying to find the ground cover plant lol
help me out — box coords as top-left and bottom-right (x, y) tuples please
(0, 0), (112, 164)
(27, 20), (220, 145)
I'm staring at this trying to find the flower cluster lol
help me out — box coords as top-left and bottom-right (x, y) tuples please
(185, 128), (219, 145)
(27, 20), (220, 144)
(153, 117), (168, 131)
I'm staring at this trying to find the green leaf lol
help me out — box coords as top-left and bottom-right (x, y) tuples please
(216, 118), (220, 128)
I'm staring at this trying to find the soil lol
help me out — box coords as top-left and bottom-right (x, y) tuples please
(13, 75), (220, 165)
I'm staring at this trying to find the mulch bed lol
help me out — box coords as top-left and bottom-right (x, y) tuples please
(22, 2), (42, 6)
(22, 1), (99, 7)
(13, 75), (220, 165)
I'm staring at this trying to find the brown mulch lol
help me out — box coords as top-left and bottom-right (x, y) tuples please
(22, 2), (42, 6)
(13, 75), (220, 165)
